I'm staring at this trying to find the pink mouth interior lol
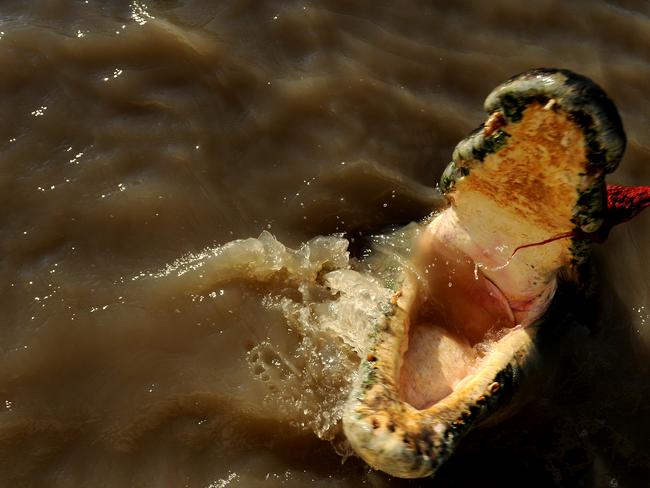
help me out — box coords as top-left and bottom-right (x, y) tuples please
(398, 239), (516, 410)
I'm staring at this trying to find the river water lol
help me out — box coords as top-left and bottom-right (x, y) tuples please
(1, 1), (649, 487)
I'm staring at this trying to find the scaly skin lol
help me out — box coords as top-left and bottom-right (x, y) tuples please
(342, 69), (630, 478)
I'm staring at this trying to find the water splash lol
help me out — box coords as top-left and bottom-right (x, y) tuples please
(245, 246), (394, 439)
(152, 230), (408, 440)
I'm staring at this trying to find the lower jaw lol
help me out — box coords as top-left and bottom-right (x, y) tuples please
(342, 217), (554, 478)
(343, 310), (539, 479)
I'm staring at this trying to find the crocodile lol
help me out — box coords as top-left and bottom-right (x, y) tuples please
(342, 68), (650, 479)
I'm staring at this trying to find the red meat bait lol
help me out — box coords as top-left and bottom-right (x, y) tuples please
(604, 184), (650, 227)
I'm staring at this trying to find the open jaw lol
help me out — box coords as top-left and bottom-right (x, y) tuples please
(398, 227), (523, 412)
(342, 69), (626, 478)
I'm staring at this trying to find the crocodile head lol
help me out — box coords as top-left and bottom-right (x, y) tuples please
(342, 68), (638, 478)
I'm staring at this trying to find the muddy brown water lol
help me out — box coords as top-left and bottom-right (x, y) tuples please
(1, 1), (649, 487)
